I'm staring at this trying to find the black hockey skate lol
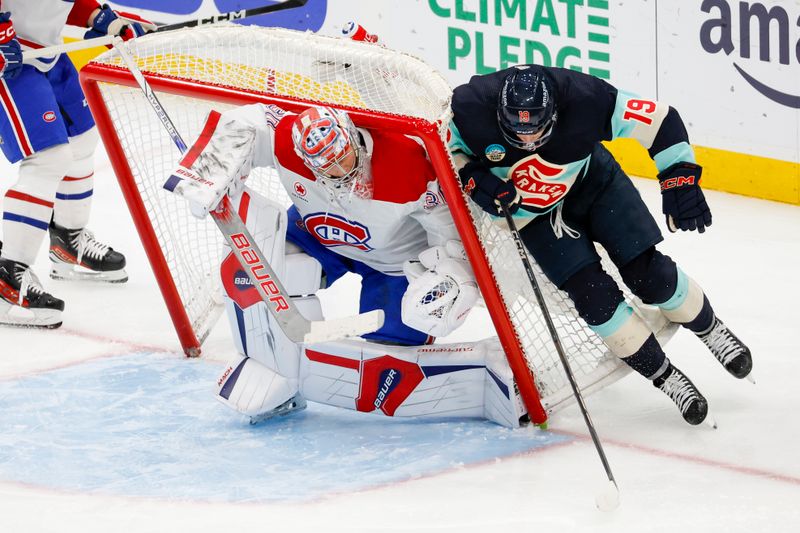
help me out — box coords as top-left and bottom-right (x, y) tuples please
(0, 258), (65, 328)
(697, 317), (752, 379)
(49, 221), (128, 283)
(653, 364), (708, 425)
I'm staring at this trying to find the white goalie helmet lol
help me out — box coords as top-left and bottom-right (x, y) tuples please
(291, 106), (371, 200)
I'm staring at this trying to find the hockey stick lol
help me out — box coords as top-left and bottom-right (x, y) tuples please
(155, 0), (309, 31)
(112, 36), (384, 344)
(23, 0), (309, 61)
(500, 204), (620, 511)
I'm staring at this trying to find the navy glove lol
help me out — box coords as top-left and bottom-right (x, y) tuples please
(657, 162), (712, 233)
(0, 13), (22, 80)
(85, 4), (157, 41)
(458, 161), (521, 216)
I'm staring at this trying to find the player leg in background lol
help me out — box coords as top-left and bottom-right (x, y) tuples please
(0, 64), (71, 328)
(45, 54), (126, 283)
(520, 144), (709, 425)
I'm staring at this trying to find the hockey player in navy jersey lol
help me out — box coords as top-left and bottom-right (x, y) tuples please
(448, 65), (752, 426)
(167, 104), (529, 428)
(0, 1), (155, 328)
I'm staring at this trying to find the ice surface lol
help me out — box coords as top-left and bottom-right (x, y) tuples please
(1, 150), (799, 532)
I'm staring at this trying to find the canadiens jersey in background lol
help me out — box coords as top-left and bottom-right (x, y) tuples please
(222, 104), (460, 276)
(2, 0), (97, 71)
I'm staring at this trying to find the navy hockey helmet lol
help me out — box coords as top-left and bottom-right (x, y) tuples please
(497, 67), (557, 151)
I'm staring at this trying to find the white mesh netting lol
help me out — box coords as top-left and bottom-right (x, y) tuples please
(87, 25), (675, 414)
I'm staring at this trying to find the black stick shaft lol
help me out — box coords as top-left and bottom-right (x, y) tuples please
(156, 0), (309, 32)
(501, 205), (617, 487)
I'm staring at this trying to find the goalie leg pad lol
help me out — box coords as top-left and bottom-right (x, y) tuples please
(299, 338), (527, 428)
(222, 188), (322, 376)
(215, 354), (305, 421)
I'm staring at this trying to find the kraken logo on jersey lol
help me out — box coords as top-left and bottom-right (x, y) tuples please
(509, 154), (575, 210)
(303, 212), (373, 251)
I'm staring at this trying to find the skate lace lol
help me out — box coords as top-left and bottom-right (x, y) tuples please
(702, 320), (741, 366)
(71, 229), (110, 264)
(15, 268), (45, 305)
(659, 371), (698, 415)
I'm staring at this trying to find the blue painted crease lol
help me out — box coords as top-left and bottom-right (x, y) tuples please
(0, 354), (569, 503)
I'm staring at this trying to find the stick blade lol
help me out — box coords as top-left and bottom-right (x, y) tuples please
(304, 310), (385, 344)
(595, 480), (620, 512)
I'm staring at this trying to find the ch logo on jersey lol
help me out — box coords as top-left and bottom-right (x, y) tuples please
(303, 212), (373, 251)
(485, 143), (506, 162)
(42, 111), (57, 123)
(510, 154), (570, 209)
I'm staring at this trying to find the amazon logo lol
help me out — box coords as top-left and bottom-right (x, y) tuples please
(700, 0), (800, 108)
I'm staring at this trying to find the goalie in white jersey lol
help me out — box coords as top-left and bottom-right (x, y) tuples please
(0, 1), (156, 328)
(170, 104), (529, 428)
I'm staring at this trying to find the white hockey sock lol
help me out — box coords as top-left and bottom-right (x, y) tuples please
(2, 144), (71, 265)
(53, 128), (99, 230)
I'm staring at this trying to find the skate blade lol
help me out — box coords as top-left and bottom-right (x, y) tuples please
(0, 300), (62, 329)
(249, 395), (307, 425)
(50, 263), (128, 284)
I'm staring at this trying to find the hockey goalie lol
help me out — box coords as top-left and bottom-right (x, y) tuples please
(166, 103), (529, 428)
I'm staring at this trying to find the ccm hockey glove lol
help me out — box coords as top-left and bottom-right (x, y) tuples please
(657, 162), (712, 233)
(0, 13), (22, 80)
(85, 4), (157, 41)
(458, 161), (521, 216)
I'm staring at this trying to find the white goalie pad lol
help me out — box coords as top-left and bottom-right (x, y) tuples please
(221, 188), (323, 378)
(215, 354), (306, 421)
(298, 337), (528, 428)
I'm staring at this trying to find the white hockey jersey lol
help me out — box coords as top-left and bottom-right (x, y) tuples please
(3, 0), (95, 71)
(225, 104), (460, 275)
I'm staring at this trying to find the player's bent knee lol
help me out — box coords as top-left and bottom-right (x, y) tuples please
(619, 247), (678, 304)
(561, 262), (625, 326)
(284, 250), (323, 297)
(653, 268), (705, 323)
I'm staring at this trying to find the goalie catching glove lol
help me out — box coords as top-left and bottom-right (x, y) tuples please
(164, 110), (255, 218)
(401, 240), (479, 337)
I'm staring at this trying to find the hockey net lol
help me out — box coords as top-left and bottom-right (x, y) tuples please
(81, 25), (668, 424)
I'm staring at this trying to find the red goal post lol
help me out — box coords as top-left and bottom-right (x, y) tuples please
(80, 25), (640, 425)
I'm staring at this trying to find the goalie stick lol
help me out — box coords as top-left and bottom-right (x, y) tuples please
(500, 204), (620, 512)
(112, 36), (384, 344)
(23, 0), (310, 62)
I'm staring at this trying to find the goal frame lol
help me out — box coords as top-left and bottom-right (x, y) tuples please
(80, 62), (550, 424)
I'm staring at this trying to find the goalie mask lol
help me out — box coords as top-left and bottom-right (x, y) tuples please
(291, 107), (370, 200)
(497, 67), (557, 151)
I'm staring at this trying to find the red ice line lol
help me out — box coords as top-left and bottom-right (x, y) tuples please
(552, 428), (800, 487)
